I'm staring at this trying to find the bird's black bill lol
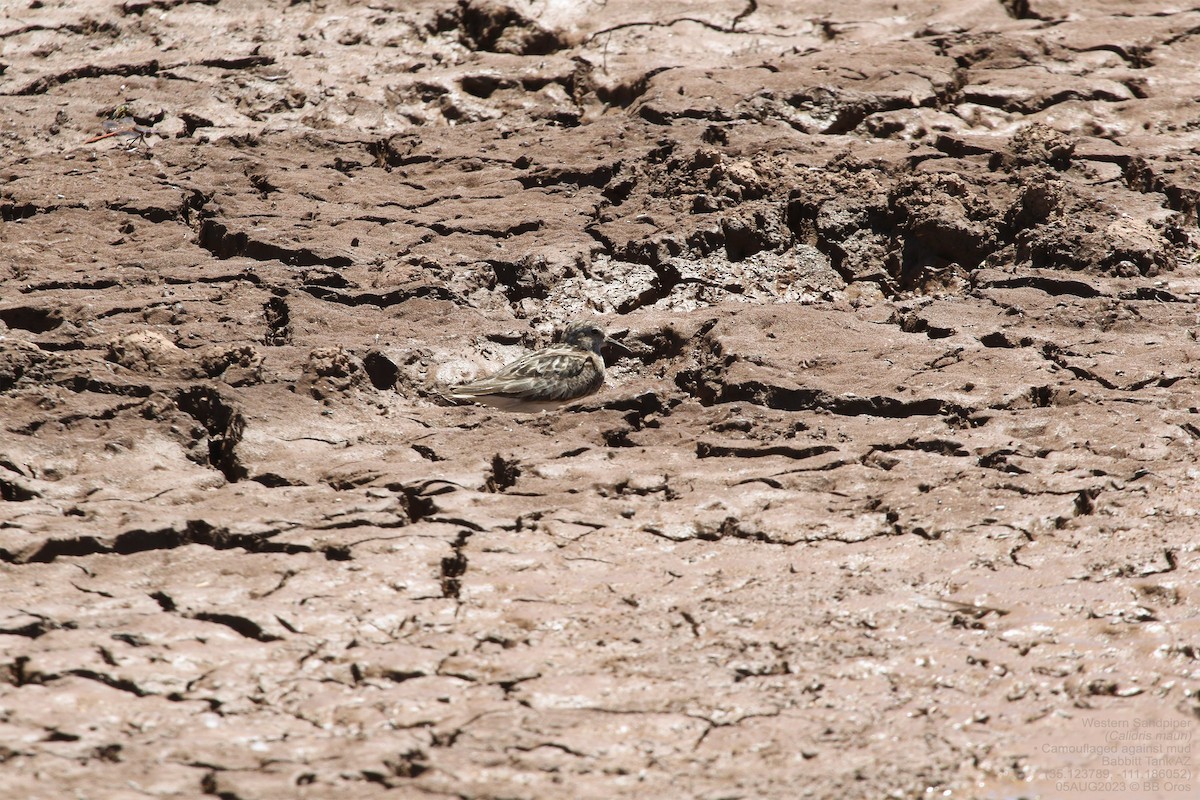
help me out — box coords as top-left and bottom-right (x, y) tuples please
(604, 336), (632, 354)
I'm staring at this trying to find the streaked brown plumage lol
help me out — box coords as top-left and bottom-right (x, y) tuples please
(445, 320), (627, 411)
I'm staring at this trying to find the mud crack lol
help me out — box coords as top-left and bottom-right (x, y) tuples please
(680, 376), (974, 421)
(4, 519), (316, 565)
(14, 59), (162, 95)
(697, 441), (838, 460)
(440, 530), (471, 600)
(173, 386), (247, 482)
(197, 218), (352, 268)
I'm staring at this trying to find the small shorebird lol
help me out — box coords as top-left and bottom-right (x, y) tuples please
(444, 320), (629, 411)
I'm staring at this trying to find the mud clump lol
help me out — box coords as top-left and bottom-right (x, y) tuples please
(300, 346), (368, 399)
(196, 345), (264, 386)
(106, 331), (182, 374)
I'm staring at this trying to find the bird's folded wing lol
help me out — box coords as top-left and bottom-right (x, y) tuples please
(448, 375), (546, 399)
(494, 350), (588, 380)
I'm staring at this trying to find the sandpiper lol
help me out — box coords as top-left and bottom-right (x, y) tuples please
(444, 319), (629, 412)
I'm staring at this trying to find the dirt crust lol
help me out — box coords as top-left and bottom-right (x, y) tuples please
(2, 1), (1199, 798)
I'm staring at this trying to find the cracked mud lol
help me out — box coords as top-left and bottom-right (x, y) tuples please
(2, 1), (1199, 798)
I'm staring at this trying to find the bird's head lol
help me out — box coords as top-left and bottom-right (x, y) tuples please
(561, 320), (630, 355)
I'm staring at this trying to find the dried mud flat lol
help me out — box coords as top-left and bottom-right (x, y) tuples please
(2, 1), (1200, 798)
